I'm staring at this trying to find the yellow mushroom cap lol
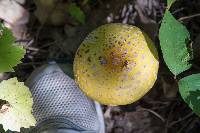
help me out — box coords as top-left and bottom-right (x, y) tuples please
(73, 23), (159, 106)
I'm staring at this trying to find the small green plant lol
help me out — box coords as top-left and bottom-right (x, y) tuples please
(0, 23), (36, 132)
(67, 3), (85, 24)
(159, 0), (200, 116)
(0, 24), (25, 72)
(34, 0), (85, 25)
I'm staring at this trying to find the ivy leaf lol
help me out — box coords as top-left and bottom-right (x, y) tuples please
(0, 78), (36, 132)
(0, 23), (25, 73)
(167, 0), (176, 9)
(68, 3), (85, 24)
(179, 74), (200, 116)
(159, 11), (192, 76)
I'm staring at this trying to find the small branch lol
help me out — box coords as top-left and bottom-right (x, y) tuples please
(172, 7), (185, 15)
(20, 62), (45, 66)
(168, 112), (194, 127)
(139, 107), (165, 122)
(26, 46), (48, 53)
(179, 13), (200, 21)
(177, 118), (193, 133)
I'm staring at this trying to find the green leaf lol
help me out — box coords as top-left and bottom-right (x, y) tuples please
(68, 3), (85, 24)
(159, 11), (192, 76)
(0, 23), (25, 72)
(167, 0), (176, 9)
(0, 125), (5, 133)
(82, 0), (89, 5)
(179, 74), (200, 116)
(0, 78), (36, 132)
(58, 63), (74, 79)
(0, 24), (15, 45)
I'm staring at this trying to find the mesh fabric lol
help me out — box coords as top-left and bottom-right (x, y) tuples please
(29, 71), (99, 131)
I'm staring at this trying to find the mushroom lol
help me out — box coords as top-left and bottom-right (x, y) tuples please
(74, 23), (159, 105)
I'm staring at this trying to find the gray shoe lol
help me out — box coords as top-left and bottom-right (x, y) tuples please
(25, 63), (105, 133)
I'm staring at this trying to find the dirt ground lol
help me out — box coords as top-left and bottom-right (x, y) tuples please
(2, 0), (200, 133)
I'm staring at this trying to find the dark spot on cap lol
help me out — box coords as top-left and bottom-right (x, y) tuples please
(85, 49), (90, 53)
(77, 49), (80, 55)
(77, 50), (82, 57)
(99, 56), (107, 65)
(124, 60), (128, 67)
(110, 52), (114, 57)
(87, 57), (91, 62)
(82, 43), (86, 47)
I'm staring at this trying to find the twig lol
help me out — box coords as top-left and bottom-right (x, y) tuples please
(177, 118), (193, 133)
(146, 100), (170, 105)
(179, 13), (200, 21)
(164, 102), (177, 133)
(39, 41), (58, 49)
(26, 46), (48, 53)
(172, 7), (184, 15)
(20, 62), (45, 66)
(26, 47), (39, 52)
(168, 112), (194, 127)
(138, 107), (165, 122)
(35, 0), (62, 43)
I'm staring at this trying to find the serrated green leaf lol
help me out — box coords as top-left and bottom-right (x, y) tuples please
(167, 0), (176, 9)
(159, 11), (192, 76)
(0, 78), (36, 132)
(179, 74), (200, 116)
(0, 24), (15, 45)
(0, 23), (25, 72)
(68, 3), (85, 24)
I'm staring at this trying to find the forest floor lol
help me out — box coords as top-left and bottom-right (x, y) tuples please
(1, 0), (200, 133)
